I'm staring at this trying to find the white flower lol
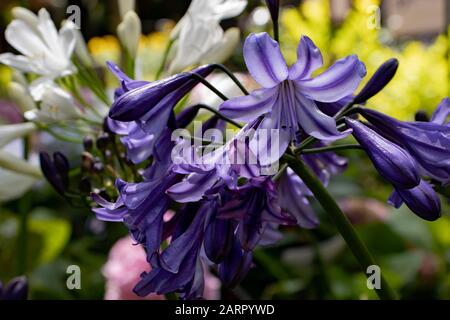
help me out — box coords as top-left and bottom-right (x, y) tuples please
(24, 81), (82, 123)
(8, 81), (36, 113)
(0, 140), (41, 202)
(0, 124), (41, 201)
(0, 122), (36, 148)
(118, 0), (136, 19)
(0, 8), (76, 80)
(117, 11), (141, 58)
(169, 0), (247, 73)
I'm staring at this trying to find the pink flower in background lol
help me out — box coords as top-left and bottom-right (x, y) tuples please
(103, 234), (221, 300)
(103, 236), (164, 300)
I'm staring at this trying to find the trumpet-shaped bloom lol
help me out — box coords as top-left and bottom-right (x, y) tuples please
(345, 118), (420, 189)
(0, 8), (76, 80)
(360, 106), (450, 184)
(220, 33), (366, 157)
(388, 180), (441, 221)
(24, 81), (82, 123)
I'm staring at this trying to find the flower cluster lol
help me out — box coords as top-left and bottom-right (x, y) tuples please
(1, 0), (448, 301)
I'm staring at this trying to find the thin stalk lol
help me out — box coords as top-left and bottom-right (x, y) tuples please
(273, 19), (279, 43)
(156, 39), (174, 80)
(188, 73), (230, 101)
(286, 157), (398, 300)
(212, 64), (249, 95)
(301, 144), (363, 154)
(197, 104), (242, 129)
(17, 135), (31, 275)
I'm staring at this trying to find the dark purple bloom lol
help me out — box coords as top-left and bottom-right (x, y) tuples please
(277, 167), (318, 228)
(345, 118), (420, 189)
(93, 171), (180, 264)
(353, 58), (399, 104)
(218, 177), (294, 251)
(388, 180), (441, 221)
(109, 64), (214, 122)
(133, 203), (207, 298)
(0, 276), (28, 300)
(220, 33), (365, 157)
(360, 107), (450, 184)
(39, 152), (70, 195)
(218, 238), (253, 288)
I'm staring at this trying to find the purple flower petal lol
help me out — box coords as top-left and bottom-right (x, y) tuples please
(166, 170), (219, 203)
(220, 87), (278, 122)
(297, 55), (366, 103)
(278, 168), (319, 228)
(345, 118), (421, 189)
(243, 32), (288, 88)
(296, 92), (352, 141)
(391, 180), (441, 221)
(431, 97), (450, 125)
(289, 35), (323, 81)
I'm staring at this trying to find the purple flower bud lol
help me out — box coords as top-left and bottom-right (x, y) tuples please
(83, 136), (94, 151)
(175, 105), (200, 129)
(388, 180), (441, 221)
(0, 276), (28, 300)
(414, 110), (430, 122)
(40, 152), (68, 195)
(109, 64), (215, 122)
(204, 214), (235, 264)
(345, 118), (420, 189)
(353, 58), (399, 104)
(96, 133), (111, 150)
(218, 239), (253, 288)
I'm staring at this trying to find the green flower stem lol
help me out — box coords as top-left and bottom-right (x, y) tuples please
(212, 64), (250, 95)
(301, 144), (363, 154)
(286, 156), (398, 300)
(197, 104), (242, 129)
(156, 39), (174, 80)
(17, 135), (31, 275)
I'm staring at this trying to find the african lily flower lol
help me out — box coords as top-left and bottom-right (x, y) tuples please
(360, 98), (450, 185)
(0, 8), (76, 87)
(345, 118), (420, 189)
(220, 33), (366, 161)
(388, 179), (441, 221)
(343, 98), (450, 221)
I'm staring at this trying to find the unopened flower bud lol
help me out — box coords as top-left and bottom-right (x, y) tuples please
(353, 58), (399, 104)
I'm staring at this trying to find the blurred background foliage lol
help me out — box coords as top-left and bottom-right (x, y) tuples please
(279, 0), (449, 120)
(0, 0), (449, 300)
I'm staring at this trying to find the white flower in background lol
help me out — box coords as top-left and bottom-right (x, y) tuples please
(24, 81), (82, 123)
(0, 122), (36, 148)
(117, 11), (142, 59)
(8, 82), (36, 113)
(0, 124), (41, 202)
(169, 0), (247, 73)
(118, 0), (136, 19)
(0, 8), (76, 81)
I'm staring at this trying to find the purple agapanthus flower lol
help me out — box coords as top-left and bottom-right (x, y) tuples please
(343, 98), (449, 220)
(388, 179), (441, 221)
(220, 33), (366, 158)
(345, 118), (420, 189)
(360, 99), (450, 185)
